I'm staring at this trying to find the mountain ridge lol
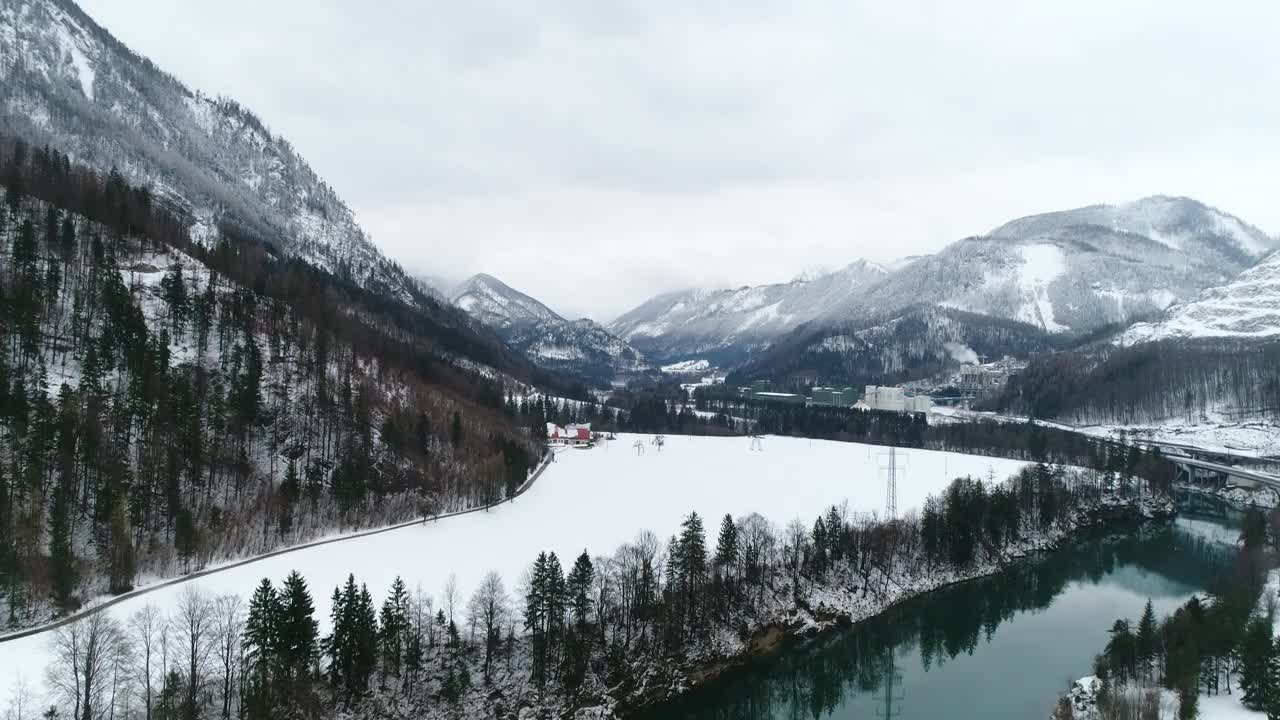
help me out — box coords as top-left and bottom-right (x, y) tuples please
(610, 195), (1276, 368)
(450, 272), (652, 384)
(0, 0), (439, 309)
(608, 259), (892, 364)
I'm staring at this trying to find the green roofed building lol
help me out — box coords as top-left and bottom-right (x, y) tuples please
(750, 391), (805, 405)
(811, 386), (857, 407)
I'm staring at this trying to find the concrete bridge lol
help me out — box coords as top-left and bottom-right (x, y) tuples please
(1161, 452), (1280, 491)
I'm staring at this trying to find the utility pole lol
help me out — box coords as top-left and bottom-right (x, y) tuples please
(878, 447), (905, 521)
(887, 446), (898, 520)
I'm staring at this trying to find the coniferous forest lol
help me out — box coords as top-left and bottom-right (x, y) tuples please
(0, 138), (549, 625)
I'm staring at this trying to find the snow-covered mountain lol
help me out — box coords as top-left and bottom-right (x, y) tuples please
(451, 273), (563, 330)
(608, 259), (892, 364)
(1118, 249), (1280, 344)
(0, 0), (431, 306)
(843, 196), (1277, 334)
(450, 274), (650, 384)
(613, 196), (1275, 371)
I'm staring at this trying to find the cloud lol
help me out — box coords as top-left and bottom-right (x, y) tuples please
(79, 0), (1280, 320)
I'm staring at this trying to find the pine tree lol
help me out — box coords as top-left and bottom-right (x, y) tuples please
(1267, 640), (1280, 720)
(676, 511), (707, 630)
(279, 459), (300, 537)
(175, 507), (197, 573)
(525, 551), (566, 688)
(243, 578), (281, 719)
(1105, 619), (1136, 682)
(713, 513), (738, 582)
(1135, 599), (1157, 680)
(354, 583), (379, 693)
(378, 576), (408, 681)
(566, 552), (594, 631)
(524, 552), (549, 687)
(328, 577), (354, 692)
(811, 516), (829, 577)
(824, 505), (843, 560)
(1239, 616), (1275, 710)
(48, 480), (76, 608)
(279, 571), (319, 684)
(564, 552), (594, 692)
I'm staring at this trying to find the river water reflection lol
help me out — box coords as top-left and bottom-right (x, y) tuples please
(649, 510), (1240, 720)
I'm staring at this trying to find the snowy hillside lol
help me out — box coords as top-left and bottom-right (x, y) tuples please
(450, 273), (651, 384)
(0, 142), (548, 637)
(0, 433), (1034, 698)
(1119, 250), (1280, 344)
(735, 306), (1057, 387)
(608, 259), (891, 363)
(0, 0), (435, 308)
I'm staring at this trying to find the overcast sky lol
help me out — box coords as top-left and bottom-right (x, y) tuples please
(79, 0), (1280, 321)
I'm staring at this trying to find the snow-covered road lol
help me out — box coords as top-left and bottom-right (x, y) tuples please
(0, 433), (1031, 701)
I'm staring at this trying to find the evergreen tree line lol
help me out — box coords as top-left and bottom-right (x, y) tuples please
(691, 391), (1177, 493)
(0, 139), (543, 626)
(37, 458), (1156, 719)
(1086, 509), (1272, 720)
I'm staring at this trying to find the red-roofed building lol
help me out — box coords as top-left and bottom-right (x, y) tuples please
(546, 423), (592, 446)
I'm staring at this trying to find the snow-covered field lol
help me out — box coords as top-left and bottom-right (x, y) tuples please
(0, 434), (1031, 701)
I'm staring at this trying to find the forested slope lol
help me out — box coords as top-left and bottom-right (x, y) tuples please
(981, 340), (1280, 424)
(0, 139), (545, 627)
(730, 306), (1060, 389)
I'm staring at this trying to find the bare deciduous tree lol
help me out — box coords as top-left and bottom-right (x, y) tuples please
(173, 586), (214, 719)
(212, 595), (244, 720)
(128, 605), (163, 720)
(467, 570), (509, 683)
(443, 573), (458, 629)
(46, 612), (132, 720)
(3, 673), (34, 720)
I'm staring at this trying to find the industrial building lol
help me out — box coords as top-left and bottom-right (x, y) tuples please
(811, 386), (858, 407)
(860, 385), (932, 414)
(749, 391), (806, 405)
(739, 380), (806, 405)
(955, 356), (1028, 395)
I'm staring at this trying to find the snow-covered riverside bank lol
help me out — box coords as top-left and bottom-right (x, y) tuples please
(0, 433), (1034, 703)
(616, 495), (1175, 719)
(1057, 563), (1280, 719)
